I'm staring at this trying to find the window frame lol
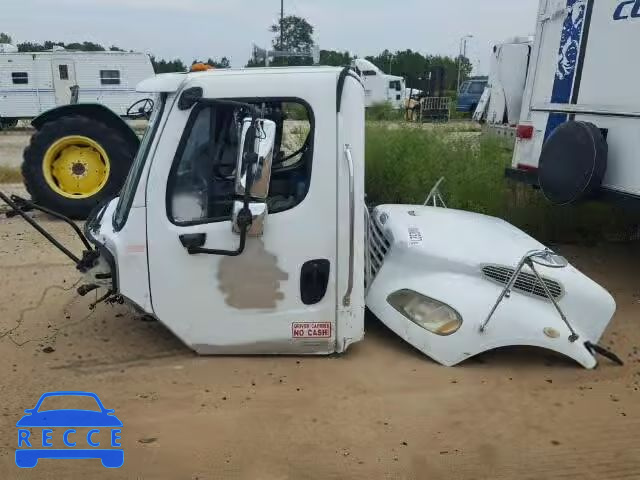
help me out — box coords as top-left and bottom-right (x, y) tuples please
(100, 69), (121, 85)
(11, 72), (29, 85)
(166, 96), (315, 228)
(112, 93), (166, 232)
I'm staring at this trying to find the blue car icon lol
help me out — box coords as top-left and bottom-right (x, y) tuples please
(16, 391), (123, 468)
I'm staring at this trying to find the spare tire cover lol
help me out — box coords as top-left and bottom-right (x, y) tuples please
(539, 121), (608, 205)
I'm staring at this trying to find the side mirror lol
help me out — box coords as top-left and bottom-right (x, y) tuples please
(235, 118), (276, 201)
(232, 201), (267, 237)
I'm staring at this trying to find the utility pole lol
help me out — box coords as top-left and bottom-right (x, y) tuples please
(457, 35), (473, 92)
(280, 0), (284, 50)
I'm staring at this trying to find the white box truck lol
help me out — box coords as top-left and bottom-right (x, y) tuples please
(0, 46), (154, 128)
(507, 0), (640, 206)
(474, 36), (533, 128)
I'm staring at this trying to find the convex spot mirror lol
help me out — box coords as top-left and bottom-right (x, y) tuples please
(233, 201), (267, 237)
(235, 118), (277, 201)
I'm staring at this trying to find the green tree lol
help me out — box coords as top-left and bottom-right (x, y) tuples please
(319, 50), (353, 67)
(0, 32), (12, 44)
(192, 57), (231, 69)
(151, 56), (187, 73)
(16, 40), (111, 52)
(364, 49), (473, 93)
(269, 15), (314, 66)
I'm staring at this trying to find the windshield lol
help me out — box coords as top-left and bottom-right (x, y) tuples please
(112, 94), (165, 230)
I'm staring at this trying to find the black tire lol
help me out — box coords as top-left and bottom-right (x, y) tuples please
(22, 115), (136, 219)
(539, 121), (608, 205)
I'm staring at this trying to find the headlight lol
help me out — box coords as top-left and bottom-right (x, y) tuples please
(387, 289), (462, 336)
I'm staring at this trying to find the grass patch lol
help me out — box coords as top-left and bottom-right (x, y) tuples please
(366, 124), (639, 243)
(366, 102), (404, 122)
(0, 166), (22, 184)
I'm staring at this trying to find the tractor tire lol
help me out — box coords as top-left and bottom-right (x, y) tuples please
(22, 115), (136, 219)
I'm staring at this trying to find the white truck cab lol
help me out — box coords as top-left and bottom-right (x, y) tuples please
(72, 66), (618, 368)
(351, 59), (405, 109)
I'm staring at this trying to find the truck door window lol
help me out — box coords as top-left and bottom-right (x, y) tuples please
(167, 99), (314, 225)
(168, 104), (239, 224)
(468, 82), (486, 94)
(268, 101), (313, 214)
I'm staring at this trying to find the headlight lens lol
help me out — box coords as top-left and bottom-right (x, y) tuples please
(387, 289), (462, 336)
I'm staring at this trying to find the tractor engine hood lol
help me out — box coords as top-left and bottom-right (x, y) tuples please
(365, 205), (616, 368)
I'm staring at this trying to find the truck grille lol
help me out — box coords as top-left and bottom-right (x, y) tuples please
(367, 214), (391, 282)
(482, 265), (564, 300)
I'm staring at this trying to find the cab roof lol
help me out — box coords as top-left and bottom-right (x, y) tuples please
(136, 66), (347, 94)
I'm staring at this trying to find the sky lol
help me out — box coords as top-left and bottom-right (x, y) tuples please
(3, 0), (540, 73)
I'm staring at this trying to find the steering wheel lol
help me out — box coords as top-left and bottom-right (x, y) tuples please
(126, 98), (155, 119)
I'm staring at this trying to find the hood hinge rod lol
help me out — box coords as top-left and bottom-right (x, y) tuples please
(480, 249), (579, 343)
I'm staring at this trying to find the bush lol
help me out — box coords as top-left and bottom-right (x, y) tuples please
(365, 124), (639, 242)
(366, 102), (403, 122)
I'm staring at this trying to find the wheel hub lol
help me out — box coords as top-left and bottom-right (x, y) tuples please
(42, 136), (111, 199)
(71, 162), (87, 176)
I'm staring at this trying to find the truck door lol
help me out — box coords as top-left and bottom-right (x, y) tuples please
(51, 60), (77, 106)
(145, 94), (340, 354)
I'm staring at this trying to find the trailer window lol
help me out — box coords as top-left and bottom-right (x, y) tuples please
(59, 65), (69, 80)
(12, 72), (28, 85)
(362, 70), (377, 76)
(100, 70), (121, 85)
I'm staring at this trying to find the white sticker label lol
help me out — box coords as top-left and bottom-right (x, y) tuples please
(408, 227), (423, 246)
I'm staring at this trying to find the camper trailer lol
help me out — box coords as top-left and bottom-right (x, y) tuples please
(352, 58), (405, 109)
(0, 47), (154, 127)
(474, 36), (533, 127)
(507, 0), (640, 207)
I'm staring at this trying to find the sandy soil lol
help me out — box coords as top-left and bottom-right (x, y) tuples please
(0, 213), (639, 479)
(0, 131), (31, 170)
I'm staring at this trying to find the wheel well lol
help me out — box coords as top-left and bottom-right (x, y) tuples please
(31, 104), (140, 151)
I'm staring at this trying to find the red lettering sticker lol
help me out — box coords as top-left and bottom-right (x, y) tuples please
(292, 322), (332, 339)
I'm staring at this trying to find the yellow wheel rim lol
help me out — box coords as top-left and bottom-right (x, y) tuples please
(42, 135), (111, 199)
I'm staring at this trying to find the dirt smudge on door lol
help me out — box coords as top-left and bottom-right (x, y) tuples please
(218, 239), (288, 309)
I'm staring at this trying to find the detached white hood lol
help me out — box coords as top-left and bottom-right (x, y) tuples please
(366, 205), (616, 368)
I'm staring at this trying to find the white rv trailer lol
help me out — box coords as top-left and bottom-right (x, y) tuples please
(508, 0), (640, 206)
(474, 36), (534, 127)
(0, 47), (155, 125)
(352, 58), (406, 109)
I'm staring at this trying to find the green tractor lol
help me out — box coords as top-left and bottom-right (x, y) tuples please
(21, 100), (152, 218)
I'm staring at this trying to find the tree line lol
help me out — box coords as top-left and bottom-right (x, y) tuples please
(2, 17), (473, 90)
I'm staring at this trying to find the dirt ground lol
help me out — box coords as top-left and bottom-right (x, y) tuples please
(0, 211), (639, 480)
(0, 131), (31, 170)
